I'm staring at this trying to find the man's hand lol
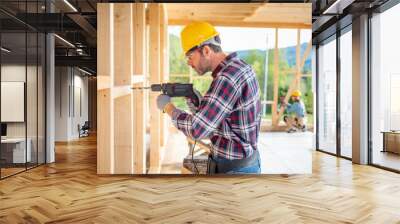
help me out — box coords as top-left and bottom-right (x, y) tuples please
(157, 94), (175, 116)
(186, 89), (202, 113)
(157, 94), (171, 111)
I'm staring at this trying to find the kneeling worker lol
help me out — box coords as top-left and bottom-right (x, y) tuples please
(282, 90), (307, 133)
(156, 21), (262, 174)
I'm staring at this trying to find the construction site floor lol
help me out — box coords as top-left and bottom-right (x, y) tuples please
(161, 127), (314, 174)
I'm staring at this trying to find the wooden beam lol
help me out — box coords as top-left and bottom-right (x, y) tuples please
(112, 86), (132, 99)
(97, 3), (114, 174)
(168, 19), (311, 29)
(271, 28), (279, 127)
(243, 3), (267, 21)
(160, 3), (168, 148)
(148, 3), (162, 174)
(132, 75), (145, 84)
(113, 3), (134, 174)
(295, 29), (301, 90)
(133, 3), (146, 174)
(132, 82), (145, 173)
(300, 40), (312, 69)
(114, 4), (133, 87)
(167, 3), (263, 11)
(166, 3), (311, 22)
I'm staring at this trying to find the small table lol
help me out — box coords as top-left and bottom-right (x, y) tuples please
(381, 131), (400, 154)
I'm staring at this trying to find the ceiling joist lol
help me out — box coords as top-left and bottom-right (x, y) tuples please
(168, 19), (311, 29)
(166, 3), (311, 29)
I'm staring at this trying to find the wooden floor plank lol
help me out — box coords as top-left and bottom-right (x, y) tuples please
(0, 134), (400, 223)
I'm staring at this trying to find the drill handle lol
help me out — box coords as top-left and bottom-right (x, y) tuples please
(187, 90), (200, 108)
(171, 84), (200, 107)
(151, 83), (200, 107)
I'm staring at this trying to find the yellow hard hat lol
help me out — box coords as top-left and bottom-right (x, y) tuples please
(291, 90), (301, 97)
(180, 21), (219, 54)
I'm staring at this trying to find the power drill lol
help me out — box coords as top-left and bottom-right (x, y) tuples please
(132, 83), (200, 107)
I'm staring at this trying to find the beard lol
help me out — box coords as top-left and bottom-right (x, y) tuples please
(195, 56), (211, 76)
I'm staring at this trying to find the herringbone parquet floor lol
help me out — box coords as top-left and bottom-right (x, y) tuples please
(1, 135), (400, 223)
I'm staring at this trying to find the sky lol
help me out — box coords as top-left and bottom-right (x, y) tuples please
(168, 26), (311, 52)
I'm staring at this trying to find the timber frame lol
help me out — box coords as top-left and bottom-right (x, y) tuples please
(97, 3), (311, 174)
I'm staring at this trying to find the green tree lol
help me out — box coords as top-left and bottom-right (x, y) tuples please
(169, 34), (189, 74)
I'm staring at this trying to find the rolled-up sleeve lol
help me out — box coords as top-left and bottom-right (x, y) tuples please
(171, 75), (240, 140)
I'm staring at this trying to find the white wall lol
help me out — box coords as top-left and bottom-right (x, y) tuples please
(55, 67), (89, 141)
(1, 64), (46, 164)
(71, 72), (89, 138)
(55, 67), (70, 141)
(1, 65), (32, 137)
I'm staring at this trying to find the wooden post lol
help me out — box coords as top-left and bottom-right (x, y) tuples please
(97, 4), (114, 174)
(148, 3), (162, 174)
(132, 3), (146, 174)
(113, 3), (134, 174)
(295, 29), (301, 90)
(160, 3), (169, 148)
(271, 28), (279, 127)
(301, 40), (313, 73)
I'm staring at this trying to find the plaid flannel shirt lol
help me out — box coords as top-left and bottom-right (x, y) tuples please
(171, 52), (261, 160)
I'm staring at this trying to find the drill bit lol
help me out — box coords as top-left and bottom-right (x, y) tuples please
(131, 86), (151, 90)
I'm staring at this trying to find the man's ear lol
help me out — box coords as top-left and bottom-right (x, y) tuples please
(202, 45), (212, 57)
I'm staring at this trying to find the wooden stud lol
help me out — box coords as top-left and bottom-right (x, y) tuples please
(295, 29), (301, 90)
(97, 3), (114, 174)
(148, 3), (162, 174)
(160, 3), (168, 148)
(113, 4), (133, 87)
(300, 40), (312, 69)
(113, 4), (134, 174)
(164, 3), (170, 148)
(272, 28), (279, 127)
(132, 3), (146, 174)
(145, 11), (150, 135)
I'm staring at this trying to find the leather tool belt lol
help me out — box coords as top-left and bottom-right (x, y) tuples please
(207, 150), (259, 174)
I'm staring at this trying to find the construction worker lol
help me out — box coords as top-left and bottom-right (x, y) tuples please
(156, 21), (262, 174)
(281, 90), (307, 133)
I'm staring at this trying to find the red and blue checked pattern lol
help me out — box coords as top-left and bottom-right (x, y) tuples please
(171, 52), (261, 160)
